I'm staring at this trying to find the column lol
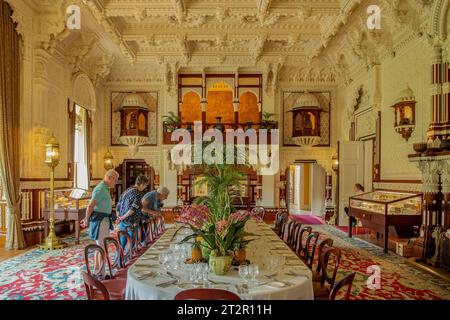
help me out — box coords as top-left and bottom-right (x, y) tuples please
(428, 43), (450, 139)
(419, 161), (441, 260)
(324, 173), (335, 224)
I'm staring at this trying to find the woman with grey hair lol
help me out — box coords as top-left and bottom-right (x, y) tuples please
(116, 175), (153, 250)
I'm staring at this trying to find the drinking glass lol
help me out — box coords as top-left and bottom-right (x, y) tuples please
(159, 252), (169, 269)
(238, 265), (249, 283)
(200, 263), (209, 283)
(248, 264), (260, 284)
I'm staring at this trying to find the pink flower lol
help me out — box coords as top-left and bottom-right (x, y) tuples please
(177, 205), (209, 228)
(215, 219), (229, 234)
(231, 210), (251, 222)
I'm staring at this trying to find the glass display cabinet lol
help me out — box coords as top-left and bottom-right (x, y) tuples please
(43, 188), (91, 245)
(348, 191), (423, 253)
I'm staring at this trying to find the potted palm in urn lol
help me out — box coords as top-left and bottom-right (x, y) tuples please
(174, 145), (256, 275)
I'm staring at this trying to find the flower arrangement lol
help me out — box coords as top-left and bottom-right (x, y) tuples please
(176, 206), (254, 258)
(173, 144), (259, 273)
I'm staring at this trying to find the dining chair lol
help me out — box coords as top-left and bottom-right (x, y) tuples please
(295, 226), (312, 256)
(117, 230), (136, 266)
(82, 271), (125, 300)
(300, 231), (320, 269)
(250, 206), (266, 222)
(287, 222), (302, 251)
(312, 238), (334, 281)
(84, 244), (107, 279)
(329, 272), (356, 300)
(103, 237), (127, 279)
(174, 288), (241, 300)
(284, 220), (295, 245)
(273, 210), (285, 235)
(313, 246), (342, 300)
(278, 214), (290, 240)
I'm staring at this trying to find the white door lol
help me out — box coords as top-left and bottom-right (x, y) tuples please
(338, 141), (364, 226)
(363, 140), (373, 192)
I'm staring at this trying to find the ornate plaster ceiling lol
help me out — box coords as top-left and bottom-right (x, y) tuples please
(82, 0), (342, 65)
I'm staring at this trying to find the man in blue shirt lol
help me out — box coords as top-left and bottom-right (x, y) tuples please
(142, 186), (170, 217)
(81, 169), (119, 278)
(141, 187), (170, 241)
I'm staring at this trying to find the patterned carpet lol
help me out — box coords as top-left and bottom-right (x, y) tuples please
(0, 226), (449, 300)
(312, 225), (450, 300)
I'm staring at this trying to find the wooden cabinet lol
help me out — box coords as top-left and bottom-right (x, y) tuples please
(348, 191), (422, 253)
(114, 159), (154, 201)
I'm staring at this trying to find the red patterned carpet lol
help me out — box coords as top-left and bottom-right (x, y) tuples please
(0, 226), (449, 300)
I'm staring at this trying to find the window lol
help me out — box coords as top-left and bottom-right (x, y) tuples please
(74, 104), (89, 190)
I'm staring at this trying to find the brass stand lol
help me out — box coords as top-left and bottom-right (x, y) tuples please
(39, 165), (66, 250)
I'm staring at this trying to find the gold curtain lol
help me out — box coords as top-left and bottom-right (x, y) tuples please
(0, 1), (26, 249)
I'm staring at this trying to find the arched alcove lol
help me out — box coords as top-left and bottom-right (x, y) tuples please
(181, 91), (201, 124)
(239, 91), (259, 126)
(206, 82), (234, 126)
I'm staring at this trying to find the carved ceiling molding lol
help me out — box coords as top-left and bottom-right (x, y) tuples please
(278, 65), (336, 84)
(81, 0), (136, 64)
(320, 0), (433, 79)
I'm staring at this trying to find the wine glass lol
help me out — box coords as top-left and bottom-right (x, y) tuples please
(238, 265), (249, 283)
(248, 264), (260, 285)
(159, 252), (169, 269)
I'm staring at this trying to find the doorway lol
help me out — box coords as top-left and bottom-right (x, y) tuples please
(287, 161), (326, 217)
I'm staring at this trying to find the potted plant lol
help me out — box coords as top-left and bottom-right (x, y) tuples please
(260, 112), (277, 130)
(162, 111), (181, 133)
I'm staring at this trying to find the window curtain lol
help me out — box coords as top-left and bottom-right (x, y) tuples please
(74, 106), (90, 190)
(86, 112), (92, 189)
(0, 1), (26, 249)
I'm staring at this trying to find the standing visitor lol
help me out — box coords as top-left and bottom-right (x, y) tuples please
(81, 169), (119, 279)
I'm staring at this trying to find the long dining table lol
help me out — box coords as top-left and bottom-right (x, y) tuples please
(125, 220), (314, 300)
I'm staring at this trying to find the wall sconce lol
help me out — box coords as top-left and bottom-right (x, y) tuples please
(332, 153), (339, 172)
(392, 85), (416, 141)
(104, 149), (114, 170)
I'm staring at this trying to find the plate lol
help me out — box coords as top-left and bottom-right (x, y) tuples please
(178, 283), (197, 290)
(266, 281), (286, 288)
(212, 284), (230, 290)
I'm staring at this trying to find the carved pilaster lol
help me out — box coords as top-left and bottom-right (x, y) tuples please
(417, 158), (444, 261)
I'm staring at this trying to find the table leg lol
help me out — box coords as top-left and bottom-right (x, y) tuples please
(384, 226), (389, 253)
(75, 220), (80, 245)
(44, 220), (49, 238)
(348, 216), (353, 238)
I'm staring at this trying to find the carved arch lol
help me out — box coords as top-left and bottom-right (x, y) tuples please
(72, 73), (96, 112)
(430, 0), (449, 40)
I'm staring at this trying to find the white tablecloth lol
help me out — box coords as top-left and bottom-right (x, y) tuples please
(125, 220), (313, 300)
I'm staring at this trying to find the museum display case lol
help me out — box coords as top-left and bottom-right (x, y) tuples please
(43, 188), (91, 245)
(348, 190), (423, 253)
(349, 191), (422, 216)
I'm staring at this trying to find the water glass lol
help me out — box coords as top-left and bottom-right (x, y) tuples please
(159, 252), (169, 269)
(238, 265), (249, 283)
(248, 264), (260, 284)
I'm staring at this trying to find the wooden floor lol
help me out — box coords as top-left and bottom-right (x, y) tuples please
(0, 247), (27, 263)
